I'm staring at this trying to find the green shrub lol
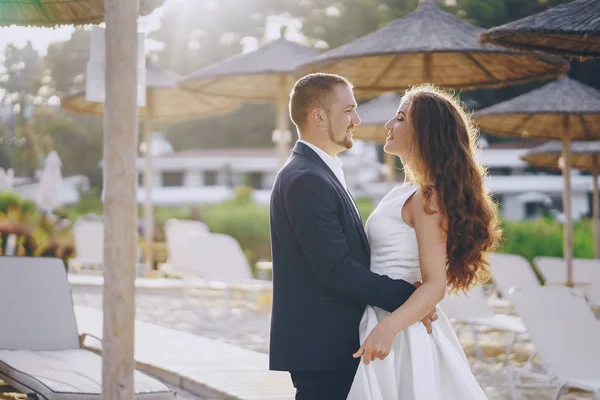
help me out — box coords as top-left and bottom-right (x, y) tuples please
(200, 188), (271, 268)
(58, 187), (103, 221)
(355, 198), (376, 223)
(0, 191), (38, 218)
(499, 217), (594, 263)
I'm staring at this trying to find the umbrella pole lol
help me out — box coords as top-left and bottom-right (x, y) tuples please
(424, 53), (432, 82)
(275, 75), (291, 167)
(102, 0), (138, 397)
(562, 117), (573, 286)
(593, 158), (599, 259)
(143, 120), (154, 270)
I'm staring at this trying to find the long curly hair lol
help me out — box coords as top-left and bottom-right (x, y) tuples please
(401, 84), (502, 293)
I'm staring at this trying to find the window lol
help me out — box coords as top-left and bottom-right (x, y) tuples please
(204, 171), (218, 186)
(524, 166), (561, 176)
(162, 171), (184, 187)
(246, 172), (263, 189)
(488, 167), (511, 176)
(525, 202), (538, 219)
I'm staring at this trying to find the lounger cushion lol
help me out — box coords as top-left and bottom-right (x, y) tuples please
(0, 349), (173, 400)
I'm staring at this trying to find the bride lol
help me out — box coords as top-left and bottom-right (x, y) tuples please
(347, 85), (501, 400)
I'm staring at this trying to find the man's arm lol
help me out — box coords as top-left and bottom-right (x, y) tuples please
(283, 172), (415, 312)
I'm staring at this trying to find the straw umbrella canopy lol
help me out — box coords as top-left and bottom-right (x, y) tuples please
(0, 1), (165, 397)
(522, 141), (600, 259)
(353, 92), (400, 142)
(180, 35), (320, 165)
(474, 77), (600, 285)
(62, 62), (241, 267)
(299, 0), (569, 99)
(353, 92), (480, 142)
(62, 62), (241, 121)
(0, 0), (163, 26)
(479, 0), (600, 59)
(351, 92), (400, 185)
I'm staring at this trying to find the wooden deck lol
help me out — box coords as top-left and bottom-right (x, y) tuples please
(74, 306), (295, 400)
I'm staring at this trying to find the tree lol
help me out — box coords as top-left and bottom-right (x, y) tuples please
(31, 111), (103, 188)
(42, 29), (91, 98)
(0, 124), (12, 170)
(0, 41), (50, 175)
(455, 0), (575, 28)
(0, 41), (40, 104)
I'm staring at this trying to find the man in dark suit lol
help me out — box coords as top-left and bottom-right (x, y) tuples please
(269, 73), (436, 400)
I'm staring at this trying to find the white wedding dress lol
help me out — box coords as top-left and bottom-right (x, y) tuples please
(347, 183), (488, 400)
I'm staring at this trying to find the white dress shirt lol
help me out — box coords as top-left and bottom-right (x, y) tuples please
(297, 139), (361, 218)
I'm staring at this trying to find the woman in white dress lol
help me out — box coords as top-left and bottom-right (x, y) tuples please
(347, 85), (502, 400)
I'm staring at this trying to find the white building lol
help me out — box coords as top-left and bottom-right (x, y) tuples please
(12, 175), (90, 206)
(135, 134), (597, 221)
(135, 133), (386, 207)
(479, 140), (594, 221)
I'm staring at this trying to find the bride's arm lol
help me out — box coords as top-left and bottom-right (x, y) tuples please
(353, 190), (448, 364)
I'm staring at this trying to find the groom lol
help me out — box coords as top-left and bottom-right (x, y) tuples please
(269, 73), (435, 400)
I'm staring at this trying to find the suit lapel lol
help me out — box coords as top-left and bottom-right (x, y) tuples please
(292, 142), (371, 256)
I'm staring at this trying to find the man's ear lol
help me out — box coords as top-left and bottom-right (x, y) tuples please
(310, 107), (325, 127)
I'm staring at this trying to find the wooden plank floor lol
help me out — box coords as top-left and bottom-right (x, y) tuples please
(74, 306), (295, 400)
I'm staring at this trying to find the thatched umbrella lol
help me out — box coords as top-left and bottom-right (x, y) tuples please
(0, 0), (163, 26)
(299, 0), (569, 98)
(352, 93), (401, 184)
(0, 1), (165, 397)
(479, 0), (600, 59)
(522, 141), (600, 258)
(180, 35), (320, 165)
(62, 62), (241, 268)
(474, 77), (600, 285)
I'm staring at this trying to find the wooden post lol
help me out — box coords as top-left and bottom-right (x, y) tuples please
(561, 116), (573, 286)
(143, 120), (154, 269)
(103, 0), (139, 398)
(592, 156), (599, 259)
(423, 53), (432, 82)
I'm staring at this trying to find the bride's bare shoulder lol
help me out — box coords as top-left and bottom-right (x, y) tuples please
(410, 187), (446, 225)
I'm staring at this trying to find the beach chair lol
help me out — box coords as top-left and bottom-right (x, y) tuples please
(440, 285), (527, 364)
(160, 218), (209, 277)
(69, 216), (147, 276)
(534, 256), (600, 309)
(488, 253), (542, 308)
(0, 256), (174, 400)
(176, 232), (271, 304)
(508, 286), (600, 400)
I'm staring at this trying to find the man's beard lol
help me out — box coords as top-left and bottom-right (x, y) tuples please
(327, 121), (354, 150)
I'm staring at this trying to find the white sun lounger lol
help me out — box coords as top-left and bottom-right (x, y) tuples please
(0, 256), (174, 400)
(441, 285), (527, 364)
(534, 256), (600, 309)
(508, 286), (600, 400)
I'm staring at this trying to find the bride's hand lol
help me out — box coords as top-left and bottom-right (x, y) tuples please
(352, 321), (395, 364)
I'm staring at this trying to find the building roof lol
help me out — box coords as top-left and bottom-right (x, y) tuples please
(159, 148), (277, 158)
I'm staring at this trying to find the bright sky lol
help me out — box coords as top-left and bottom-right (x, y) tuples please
(0, 0), (310, 56)
(0, 5), (164, 56)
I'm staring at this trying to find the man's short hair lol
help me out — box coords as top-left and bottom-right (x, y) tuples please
(289, 73), (352, 131)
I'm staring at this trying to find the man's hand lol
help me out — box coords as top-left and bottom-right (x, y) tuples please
(413, 281), (438, 334)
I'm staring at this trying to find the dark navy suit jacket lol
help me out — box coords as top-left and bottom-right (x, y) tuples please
(269, 142), (416, 372)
